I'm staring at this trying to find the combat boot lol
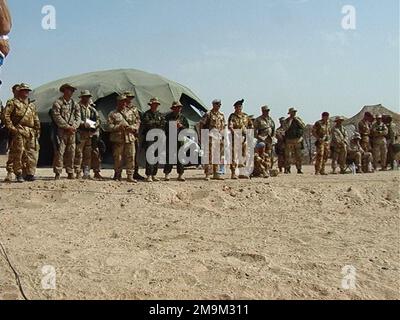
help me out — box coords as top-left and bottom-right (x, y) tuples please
(127, 175), (137, 183)
(178, 174), (186, 182)
(297, 169), (304, 174)
(4, 172), (12, 182)
(94, 172), (103, 180)
(212, 173), (224, 181)
(25, 175), (36, 182)
(75, 172), (82, 180)
(16, 175), (24, 183)
(152, 176), (160, 182)
(113, 173), (122, 181)
(204, 175), (210, 181)
(67, 173), (75, 180)
(164, 174), (170, 181)
(55, 173), (61, 180)
(146, 176), (153, 183)
(231, 173), (238, 180)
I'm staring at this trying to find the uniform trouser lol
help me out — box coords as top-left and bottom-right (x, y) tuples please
(53, 133), (76, 175)
(134, 140), (140, 173)
(144, 141), (160, 177)
(331, 146), (347, 171)
(285, 140), (303, 170)
(74, 134), (92, 174)
(230, 142), (248, 172)
(253, 158), (268, 177)
(113, 142), (135, 176)
(164, 141), (185, 175)
(204, 139), (224, 175)
(6, 154), (14, 173)
(315, 142), (330, 173)
(387, 144), (395, 169)
(9, 133), (39, 176)
(92, 148), (101, 173)
(361, 136), (371, 153)
(276, 145), (285, 170)
(347, 151), (362, 167)
(372, 139), (387, 169)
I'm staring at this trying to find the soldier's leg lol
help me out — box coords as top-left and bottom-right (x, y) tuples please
(23, 135), (39, 176)
(295, 143), (303, 171)
(74, 139), (85, 175)
(82, 137), (92, 173)
(112, 143), (123, 175)
(321, 144), (330, 174)
(124, 142), (135, 178)
(363, 153), (373, 172)
(339, 147), (347, 172)
(284, 144), (292, 171)
(331, 148), (338, 173)
(315, 143), (323, 174)
(11, 135), (24, 176)
(64, 135), (76, 174)
(372, 143), (380, 169)
(91, 148), (101, 173)
(53, 135), (66, 175)
(380, 143), (388, 169)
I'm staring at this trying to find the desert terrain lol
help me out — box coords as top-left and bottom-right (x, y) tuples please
(0, 155), (399, 300)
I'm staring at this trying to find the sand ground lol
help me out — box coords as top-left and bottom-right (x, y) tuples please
(0, 155), (399, 300)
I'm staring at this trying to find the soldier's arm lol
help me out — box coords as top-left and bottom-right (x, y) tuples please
(32, 105), (41, 135)
(52, 101), (70, 129)
(296, 117), (306, 129)
(3, 100), (16, 132)
(72, 103), (81, 130)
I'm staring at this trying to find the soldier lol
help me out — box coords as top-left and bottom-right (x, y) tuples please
(371, 114), (389, 171)
(164, 101), (189, 182)
(142, 97), (165, 182)
(384, 115), (397, 170)
(331, 116), (348, 174)
(89, 98), (104, 180)
(199, 99), (226, 181)
(107, 95), (139, 182)
(74, 90), (101, 179)
(51, 83), (80, 180)
(228, 99), (254, 179)
(312, 112), (331, 175)
(347, 132), (373, 173)
(275, 117), (286, 173)
(3, 84), (40, 182)
(358, 112), (373, 152)
(2, 84), (20, 182)
(254, 105), (275, 170)
(124, 91), (144, 180)
(283, 108), (306, 174)
(252, 142), (270, 178)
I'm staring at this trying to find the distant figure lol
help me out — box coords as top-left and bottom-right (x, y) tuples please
(163, 101), (189, 182)
(0, 0), (11, 63)
(283, 108), (306, 174)
(228, 99), (253, 179)
(108, 95), (140, 183)
(50, 84), (80, 180)
(252, 142), (270, 178)
(74, 90), (101, 180)
(384, 115), (398, 170)
(275, 117), (286, 173)
(371, 114), (389, 171)
(141, 98), (165, 182)
(199, 99), (226, 181)
(347, 132), (373, 174)
(254, 105), (275, 170)
(358, 112), (373, 152)
(312, 112), (331, 175)
(3, 84), (40, 182)
(331, 116), (348, 175)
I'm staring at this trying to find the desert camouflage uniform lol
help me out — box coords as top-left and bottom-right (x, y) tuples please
(254, 115), (275, 169)
(127, 102), (142, 174)
(253, 152), (270, 178)
(386, 122), (397, 169)
(51, 98), (81, 175)
(358, 119), (371, 152)
(200, 110), (226, 176)
(4, 97), (40, 176)
(331, 125), (348, 173)
(275, 125), (286, 171)
(348, 140), (373, 173)
(2, 97), (17, 174)
(228, 112), (254, 174)
(371, 122), (389, 170)
(284, 117), (306, 171)
(74, 103), (100, 176)
(108, 108), (140, 177)
(312, 120), (331, 174)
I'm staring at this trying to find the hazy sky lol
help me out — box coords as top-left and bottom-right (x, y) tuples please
(0, 0), (399, 123)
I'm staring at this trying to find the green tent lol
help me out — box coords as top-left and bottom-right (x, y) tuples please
(32, 68), (208, 166)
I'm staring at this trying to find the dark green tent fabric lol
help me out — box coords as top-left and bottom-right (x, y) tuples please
(31, 68), (208, 166)
(33, 68), (208, 127)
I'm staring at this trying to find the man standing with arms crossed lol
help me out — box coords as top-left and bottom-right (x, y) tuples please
(312, 112), (331, 175)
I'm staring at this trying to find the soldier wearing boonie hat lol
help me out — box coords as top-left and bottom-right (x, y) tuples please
(51, 83), (81, 180)
(312, 112), (331, 175)
(283, 107), (306, 174)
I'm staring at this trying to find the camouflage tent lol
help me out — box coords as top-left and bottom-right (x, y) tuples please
(30, 68), (208, 165)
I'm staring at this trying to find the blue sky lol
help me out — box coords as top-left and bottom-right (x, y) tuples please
(1, 0), (399, 123)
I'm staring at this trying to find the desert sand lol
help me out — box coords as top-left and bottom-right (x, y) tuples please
(0, 155), (399, 300)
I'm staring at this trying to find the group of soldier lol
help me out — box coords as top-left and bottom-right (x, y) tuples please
(0, 82), (397, 184)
